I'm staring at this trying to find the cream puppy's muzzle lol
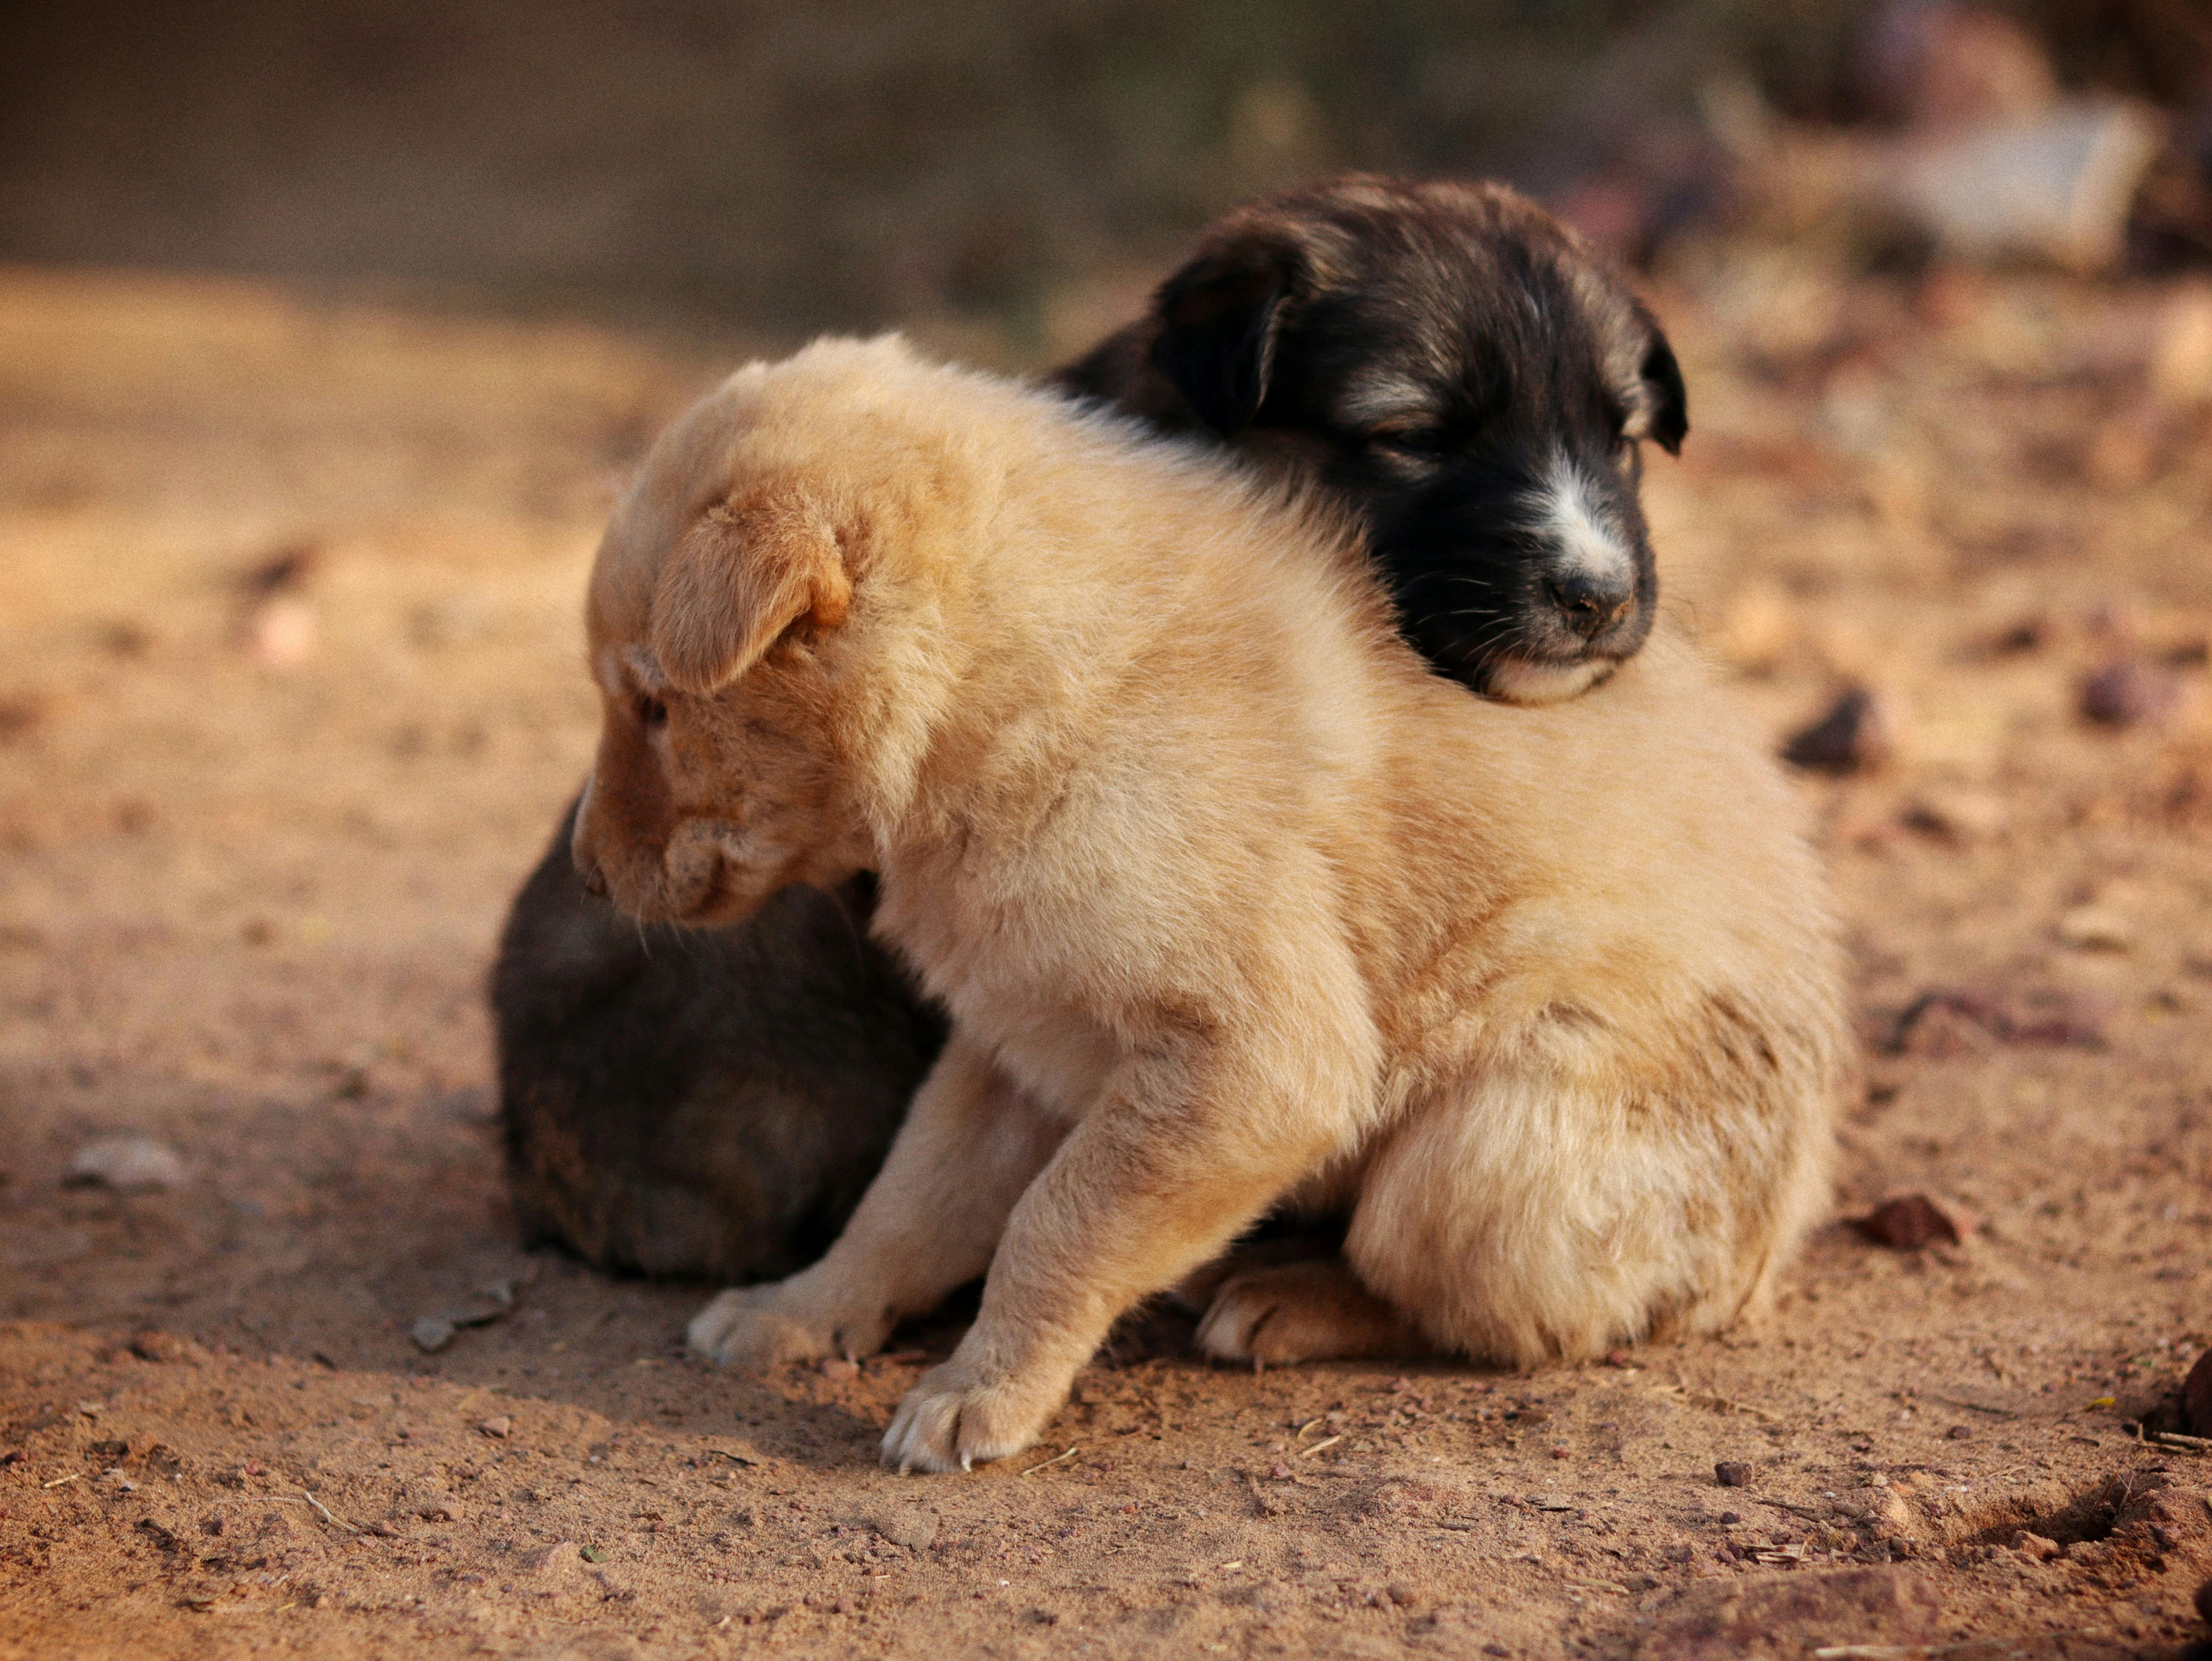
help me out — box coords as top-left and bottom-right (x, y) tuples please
(572, 453), (864, 931)
(569, 658), (846, 928)
(571, 772), (765, 925)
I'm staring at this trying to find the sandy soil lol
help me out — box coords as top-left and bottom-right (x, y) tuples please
(1, 256), (2210, 1661)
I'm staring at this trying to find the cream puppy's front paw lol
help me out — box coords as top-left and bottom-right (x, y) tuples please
(881, 1361), (1064, 1474)
(687, 1281), (890, 1369)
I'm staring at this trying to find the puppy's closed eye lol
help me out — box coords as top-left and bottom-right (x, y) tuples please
(1372, 427), (1453, 459)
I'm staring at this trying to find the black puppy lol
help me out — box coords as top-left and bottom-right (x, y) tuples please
(1068, 176), (1683, 700)
(496, 176), (1686, 1280)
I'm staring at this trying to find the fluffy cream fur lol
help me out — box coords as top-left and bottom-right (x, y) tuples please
(572, 336), (1847, 1475)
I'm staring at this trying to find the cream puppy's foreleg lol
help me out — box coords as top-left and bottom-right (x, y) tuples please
(688, 1036), (1064, 1367)
(881, 1042), (1354, 1473)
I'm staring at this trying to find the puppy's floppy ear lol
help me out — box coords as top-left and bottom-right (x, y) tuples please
(1148, 233), (1308, 436)
(1631, 301), (1688, 456)
(648, 493), (851, 694)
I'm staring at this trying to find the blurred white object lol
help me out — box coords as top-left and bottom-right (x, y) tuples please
(1886, 100), (2166, 272)
(1708, 76), (2166, 276)
(66, 1135), (187, 1191)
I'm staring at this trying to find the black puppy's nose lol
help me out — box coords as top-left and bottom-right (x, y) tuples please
(1546, 572), (1636, 639)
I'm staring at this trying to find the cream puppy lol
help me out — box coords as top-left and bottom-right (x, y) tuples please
(572, 336), (1846, 1475)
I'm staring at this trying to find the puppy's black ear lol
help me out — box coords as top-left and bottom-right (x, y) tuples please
(1148, 236), (1306, 436)
(1633, 304), (1688, 456)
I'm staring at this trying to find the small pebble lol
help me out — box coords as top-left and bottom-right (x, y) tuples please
(1946, 1425), (1972, 1441)
(1899, 788), (2006, 843)
(818, 1357), (859, 1380)
(479, 1416), (512, 1440)
(64, 1136), (187, 1192)
(2057, 906), (2133, 953)
(1869, 1490), (1916, 1535)
(2079, 659), (2178, 728)
(409, 1316), (455, 1354)
(1849, 1194), (1962, 1250)
(1715, 1461), (1755, 1488)
(2013, 1531), (2060, 1560)
(1782, 688), (1898, 774)
(873, 1506), (938, 1550)
(128, 1330), (201, 1365)
(1718, 1511), (1742, 1525)
(519, 1540), (578, 1581)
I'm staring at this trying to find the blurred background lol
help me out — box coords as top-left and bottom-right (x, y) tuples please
(4, 0), (2209, 352)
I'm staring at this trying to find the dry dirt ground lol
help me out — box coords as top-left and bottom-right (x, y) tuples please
(2, 255), (2211, 1661)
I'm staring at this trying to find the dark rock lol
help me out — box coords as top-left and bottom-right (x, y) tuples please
(2185, 1347), (2212, 1436)
(242, 544), (320, 597)
(1849, 1194), (1962, 1250)
(1783, 688), (1897, 774)
(1715, 1461), (1756, 1488)
(2080, 658), (2180, 728)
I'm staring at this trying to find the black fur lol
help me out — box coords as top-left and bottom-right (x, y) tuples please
(494, 804), (945, 1279)
(496, 176), (1688, 1281)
